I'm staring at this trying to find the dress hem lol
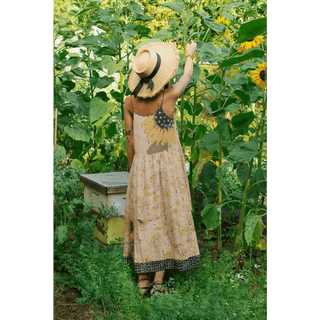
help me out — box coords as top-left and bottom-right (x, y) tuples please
(124, 255), (201, 273)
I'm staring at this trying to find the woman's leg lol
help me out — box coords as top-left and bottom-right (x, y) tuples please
(138, 273), (151, 287)
(154, 270), (165, 283)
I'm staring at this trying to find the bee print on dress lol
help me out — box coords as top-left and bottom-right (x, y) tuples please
(141, 106), (177, 148)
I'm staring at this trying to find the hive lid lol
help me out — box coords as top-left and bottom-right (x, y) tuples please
(80, 172), (130, 195)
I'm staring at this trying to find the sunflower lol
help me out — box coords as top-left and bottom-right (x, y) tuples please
(237, 36), (264, 53)
(214, 16), (230, 37)
(251, 62), (267, 88)
(141, 106), (177, 148)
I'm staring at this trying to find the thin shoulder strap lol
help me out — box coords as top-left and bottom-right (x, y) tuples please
(160, 89), (165, 108)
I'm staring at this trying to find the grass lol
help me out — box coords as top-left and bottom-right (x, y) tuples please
(54, 223), (267, 320)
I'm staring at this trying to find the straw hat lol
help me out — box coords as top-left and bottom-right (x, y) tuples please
(128, 42), (180, 98)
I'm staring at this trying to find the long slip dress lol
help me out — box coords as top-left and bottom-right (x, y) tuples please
(123, 90), (201, 273)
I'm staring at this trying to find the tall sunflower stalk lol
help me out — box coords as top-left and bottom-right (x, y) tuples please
(234, 97), (267, 253)
(216, 42), (233, 251)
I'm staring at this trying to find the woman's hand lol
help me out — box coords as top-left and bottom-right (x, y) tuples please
(186, 40), (197, 57)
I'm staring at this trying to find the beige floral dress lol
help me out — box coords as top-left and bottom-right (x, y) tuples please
(123, 91), (201, 273)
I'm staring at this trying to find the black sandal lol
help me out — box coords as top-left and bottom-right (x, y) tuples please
(150, 281), (172, 296)
(136, 278), (152, 296)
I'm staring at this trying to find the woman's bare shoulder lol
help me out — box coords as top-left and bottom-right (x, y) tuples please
(124, 95), (134, 114)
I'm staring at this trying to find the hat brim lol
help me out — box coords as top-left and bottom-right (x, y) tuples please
(128, 42), (180, 98)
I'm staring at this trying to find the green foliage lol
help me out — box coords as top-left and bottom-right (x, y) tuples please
(55, 238), (267, 319)
(54, 0), (267, 252)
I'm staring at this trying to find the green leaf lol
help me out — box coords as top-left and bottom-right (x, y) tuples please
(220, 48), (265, 68)
(234, 89), (250, 106)
(201, 204), (221, 230)
(55, 225), (68, 244)
(161, 1), (185, 14)
(133, 12), (152, 22)
(197, 42), (221, 64)
(90, 76), (113, 89)
(58, 92), (80, 108)
(198, 131), (219, 152)
(215, 116), (232, 147)
(225, 103), (240, 113)
(237, 162), (249, 185)
(70, 159), (84, 169)
(231, 111), (255, 127)
(90, 97), (113, 124)
(71, 67), (86, 78)
(247, 168), (267, 199)
(151, 28), (174, 40)
(199, 161), (217, 186)
(94, 127), (106, 147)
(106, 122), (118, 138)
(101, 57), (126, 75)
(203, 19), (225, 33)
(237, 17), (267, 44)
(244, 215), (259, 245)
(63, 123), (91, 142)
(98, 9), (117, 24)
(227, 140), (259, 163)
(127, 1), (144, 14)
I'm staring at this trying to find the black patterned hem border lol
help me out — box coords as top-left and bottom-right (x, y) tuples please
(124, 255), (202, 273)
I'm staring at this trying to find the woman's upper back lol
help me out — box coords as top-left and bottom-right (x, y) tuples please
(126, 85), (178, 119)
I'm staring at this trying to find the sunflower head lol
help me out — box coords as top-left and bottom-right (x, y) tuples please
(214, 16), (231, 37)
(251, 62), (267, 88)
(237, 35), (264, 53)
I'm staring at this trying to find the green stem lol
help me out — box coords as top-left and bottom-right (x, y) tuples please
(234, 97), (267, 252)
(190, 85), (197, 200)
(253, 94), (267, 214)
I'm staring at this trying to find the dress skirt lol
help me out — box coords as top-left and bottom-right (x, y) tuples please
(123, 106), (201, 273)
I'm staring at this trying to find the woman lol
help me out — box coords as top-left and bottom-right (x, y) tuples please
(123, 40), (201, 296)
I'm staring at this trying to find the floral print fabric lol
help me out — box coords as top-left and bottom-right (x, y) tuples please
(123, 105), (201, 273)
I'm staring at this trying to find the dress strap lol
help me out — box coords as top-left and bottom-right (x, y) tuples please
(160, 89), (165, 109)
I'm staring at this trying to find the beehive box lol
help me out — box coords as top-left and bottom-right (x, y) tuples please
(80, 172), (129, 245)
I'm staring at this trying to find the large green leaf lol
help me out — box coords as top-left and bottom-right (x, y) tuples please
(201, 204), (222, 230)
(55, 225), (68, 244)
(90, 76), (113, 89)
(197, 42), (222, 64)
(220, 48), (265, 68)
(231, 111), (255, 127)
(227, 140), (259, 163)
(101, 57), (126, 75)
(106, 122), (118, 138)
(237, 18), (267, 44)
(237, 162), (249, 186)
(151, 28), (174, 40)
(199, 161), (216, 186)
(71, 67), (86, 78)
(63, 123), (91, 142)
(198, 131), (219, 152)
(161, 1), (185, 14)
(133, 12), (152, 22)
(58, 91), (80, 107)
(98, 9), (117, 24)
(203, 19), (225, 33)
(215, 116), (232, 147)
(247, 168), (267, 199)
(244, 214), (265, 245)
(90, 97), (113, 124)
(225, 103), (241, 113)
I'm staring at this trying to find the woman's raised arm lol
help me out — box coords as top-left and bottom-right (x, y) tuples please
(171, 41), (197, 99)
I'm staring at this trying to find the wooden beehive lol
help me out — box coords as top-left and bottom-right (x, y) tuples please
(80, 172), (130, 245)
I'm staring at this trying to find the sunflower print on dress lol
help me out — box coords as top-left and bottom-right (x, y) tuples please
(141, 106), (177, 147)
